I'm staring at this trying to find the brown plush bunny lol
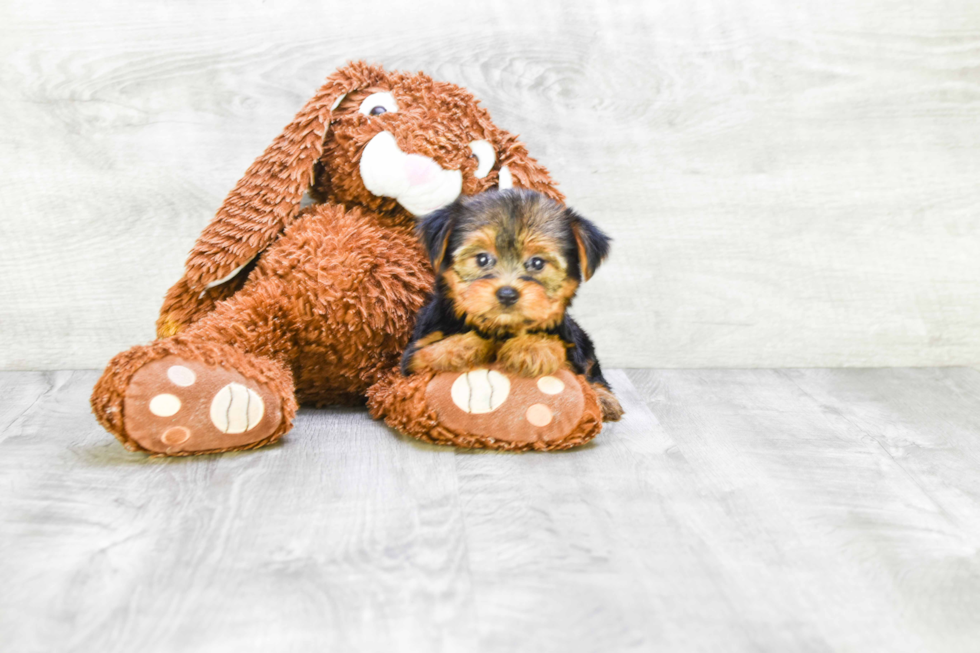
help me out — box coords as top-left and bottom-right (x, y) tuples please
(90, 61), (565, 456)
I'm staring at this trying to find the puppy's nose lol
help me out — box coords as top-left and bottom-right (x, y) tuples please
(496, 286), (520, 306)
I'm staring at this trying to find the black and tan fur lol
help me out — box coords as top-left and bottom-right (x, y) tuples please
(401, 189), (623, 421)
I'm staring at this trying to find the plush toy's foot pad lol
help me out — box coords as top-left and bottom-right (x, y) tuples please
(425, 367), (599, 450)
(122, 356), (283, 455)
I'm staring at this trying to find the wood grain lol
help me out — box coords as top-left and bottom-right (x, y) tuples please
(2, 0), (980, 369)
(2, 367), (980, 651)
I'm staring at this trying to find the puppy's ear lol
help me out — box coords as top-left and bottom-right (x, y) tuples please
(566, 208), (611, 282)
(418, 200), (462, 271)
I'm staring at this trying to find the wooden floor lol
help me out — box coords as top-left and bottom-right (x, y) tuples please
(2, 368), (980, 652)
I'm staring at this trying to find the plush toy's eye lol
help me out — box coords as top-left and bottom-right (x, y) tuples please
(476, 253), (495, 268)
(359, 92), (398, 117)
(468, 140), (496, 179)
(526, 256), (546, 271)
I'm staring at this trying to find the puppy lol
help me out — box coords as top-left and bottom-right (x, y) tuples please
(401, 189), (623, 422)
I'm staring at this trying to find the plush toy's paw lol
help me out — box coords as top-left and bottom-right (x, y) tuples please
(593, 384), (625, 422)
(367, 365), (604, 451)
(433, 368), (590, 447)
(121, 356), (284, 455)
(496, 333), (567, 377)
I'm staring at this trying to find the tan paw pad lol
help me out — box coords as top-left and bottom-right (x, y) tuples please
(536, 376), (565, 395)
(166, 365), (196, 386)
(450, 369), (510, 414)
(148, 394), (181, 417)
(161, 426), (191, 445)
(210, 383), (265, 434)
(525, 403), (554, 426)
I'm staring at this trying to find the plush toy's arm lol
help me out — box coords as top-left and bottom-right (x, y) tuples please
(157, 63), (381, 337)
(156, 93), (333, 336)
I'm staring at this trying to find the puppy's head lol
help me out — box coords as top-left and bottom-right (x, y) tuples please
(419, 189), (611, 335)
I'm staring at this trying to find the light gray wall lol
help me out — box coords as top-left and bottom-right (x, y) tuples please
(2, 0), (978, 370)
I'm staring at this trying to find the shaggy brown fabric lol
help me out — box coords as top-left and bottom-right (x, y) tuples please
(91, 62), (571, 455)
(366, 367), (603, 452)
(181, 204), (435, 405)
(156, 62), (564, 336)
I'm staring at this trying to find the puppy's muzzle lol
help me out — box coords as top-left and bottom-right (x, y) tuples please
(495, 286), (520, 307)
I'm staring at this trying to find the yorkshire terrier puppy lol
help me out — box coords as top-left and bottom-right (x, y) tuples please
(401, 189), (623, 421)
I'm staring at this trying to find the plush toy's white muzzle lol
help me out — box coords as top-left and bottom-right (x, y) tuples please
(359, 131), (463, 216)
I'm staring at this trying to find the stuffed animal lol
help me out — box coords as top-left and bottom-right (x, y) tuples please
(90, 61), (605, 456)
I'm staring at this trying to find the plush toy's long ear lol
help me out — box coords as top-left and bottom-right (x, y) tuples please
(494, 132), (565, 205)
(566, 208), (611, 282)
(417, 200), (461, 272)
(184, 65), (374, 287)
(157, 62), (380, 336)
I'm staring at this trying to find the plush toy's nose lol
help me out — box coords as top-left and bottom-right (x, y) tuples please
(359, 131), (463, 216)
(496, 286), (520, 306)
(404, 154), (441, 186)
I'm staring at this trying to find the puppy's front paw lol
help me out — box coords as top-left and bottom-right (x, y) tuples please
(410, 332), (495, 373)
(497, 334), (567, 378)
(592, 384), (624, 422)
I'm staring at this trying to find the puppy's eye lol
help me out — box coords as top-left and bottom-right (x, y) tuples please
(358, 92), (398, 117)
(526, 256), (546, 271)
(468, 140), (496, 179)
(475, 253), (494, 268)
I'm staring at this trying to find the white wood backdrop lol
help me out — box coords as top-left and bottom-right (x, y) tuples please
(2, 0), (979, 370)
